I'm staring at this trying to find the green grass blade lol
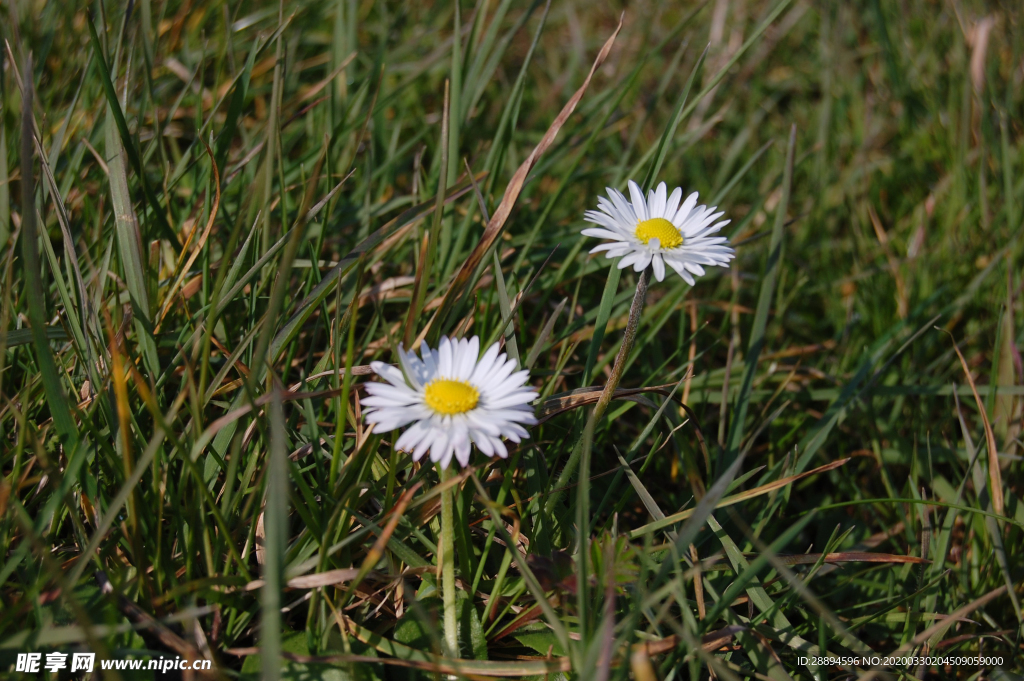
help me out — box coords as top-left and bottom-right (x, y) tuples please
(215, 40), (258, 173)
(17, 56), (77, 449)
(723, 125), (795, 471)
(105, 104), (161, 379)
(86, 18), (176, 245)
(582, 263), (621, 387)
(261, 387), (290, 681)
(640, 45), (708, 191)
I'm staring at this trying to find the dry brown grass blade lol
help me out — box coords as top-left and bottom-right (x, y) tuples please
(630, 648), (658, 681)
(104, 313), (149, 594)
(297, 51), (357, 104)
(993, 274), (1018, 446)
(224, 618), (743, 678)
(855, 585), (1008, 681)
(918, 585), (1007, 648)
(352, 482), (422, 590)
(536, 382), (679, 423)
(629, 625), (745, 660)
(285, 568), (361, 589)
(225, 647), (572, 678)
(716, 457), (850, 505)
(867, 206), (908, 319)
(691, 544), (707, 619)
(243, 567), (454, 592)
(244, 569), (372, 592)
(492, 590), (745, 659)
(319, 482), (426, 621)
(776, 551), (927, 565)
(968, 16), (996, 95)
(681, 302), (699, 406)
(254, 512), (266, 567)
(429, 16), (623, 335)
(944, 331), (1004, 515)
(491, 603), (544, 641)
(696, 551), (928, 570)
(95, 572), (220, 680)
(629, 458), (850, 538)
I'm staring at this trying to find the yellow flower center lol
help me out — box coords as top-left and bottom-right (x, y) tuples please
(635, 217), (683, 249)
(424, 378), (480, 415)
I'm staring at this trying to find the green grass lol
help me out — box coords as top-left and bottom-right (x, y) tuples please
(1, 0), (1022, 678)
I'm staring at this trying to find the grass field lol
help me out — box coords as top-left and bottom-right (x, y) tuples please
(1, 0), (1022, 678)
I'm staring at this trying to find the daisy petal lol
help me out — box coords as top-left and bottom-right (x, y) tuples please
(650, 182), (667, 218)
(628, 180), (648, 221)
(652, 254), (665, 282)
(673, 192), (699, 225)
(664, 187), (682, 219)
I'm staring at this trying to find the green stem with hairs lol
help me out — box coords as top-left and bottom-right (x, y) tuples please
(544, 268), (651, 516)
(439, 465), (459, 657)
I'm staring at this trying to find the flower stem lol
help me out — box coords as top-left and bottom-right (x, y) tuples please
(591, 267), (650, 419)
(545, 268), (650, 515)
(439, 465), (459, 658)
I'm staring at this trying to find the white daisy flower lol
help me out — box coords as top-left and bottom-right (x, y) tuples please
(361, 336), (538, 470)
(582, 179), (735, 284)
